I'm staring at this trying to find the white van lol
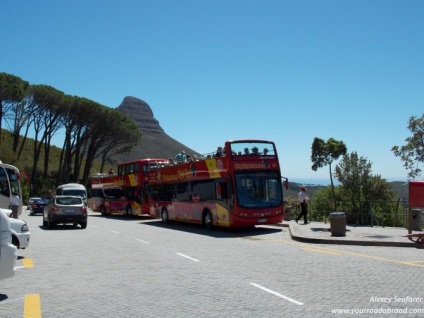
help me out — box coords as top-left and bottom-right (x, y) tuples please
(0, 208), (17, 280)
(56, 183), (88, 205)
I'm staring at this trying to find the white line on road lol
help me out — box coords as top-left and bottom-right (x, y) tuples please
(111, 231), (120, 235)
(176, 253), (200, 262)
(250, 283), (304, 305)
(135, 239), (151, 244)
(92, 225), (99, 228)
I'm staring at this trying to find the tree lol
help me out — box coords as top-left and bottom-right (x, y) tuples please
(335, 151), (395, 224)
(80, 106), (141, 185)
(311, 137), (347, 211)
(335, 152), (372, 215)
(0, 73), (29, 147)
(392, 114), (424, 179)
(29, 85), (65, 186)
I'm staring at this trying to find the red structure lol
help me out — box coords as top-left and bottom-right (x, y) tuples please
(409, 180), (424, 208)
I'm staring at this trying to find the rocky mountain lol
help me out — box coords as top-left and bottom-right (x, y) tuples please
(113, 96), (200, 163)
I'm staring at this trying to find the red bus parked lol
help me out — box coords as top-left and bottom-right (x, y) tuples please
(146, 140), (287, 228)
(89, 158), (169, 216)
(88, 183), (129, 216)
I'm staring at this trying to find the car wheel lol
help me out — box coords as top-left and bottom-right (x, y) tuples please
(203, 210), (214, 230)
(80, 222), (87, 229)
(161, 208), (169, 223)
(43, 218), (47, 227)
(100, 206), (107, 216)
(47, 217), (53, 229)
(12, 235), (20, 249)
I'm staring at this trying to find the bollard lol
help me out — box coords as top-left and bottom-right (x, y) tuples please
(412, 209), (423, 231)
(329, 212), (346, 236)
(284, 206), (292, 221)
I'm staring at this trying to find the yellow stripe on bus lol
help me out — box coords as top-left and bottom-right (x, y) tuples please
(205, 159), (220, 178)
(24, 294), (41, 318)
(129, 174), (137, 186)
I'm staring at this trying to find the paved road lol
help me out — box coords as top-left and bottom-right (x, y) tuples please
(1, 209), (424, 317)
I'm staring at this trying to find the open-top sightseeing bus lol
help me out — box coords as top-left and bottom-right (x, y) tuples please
(88, 158), (169, 216)
(146, 140), (287, 228)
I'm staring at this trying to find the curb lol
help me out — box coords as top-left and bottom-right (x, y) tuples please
(273, 223), (419, 248)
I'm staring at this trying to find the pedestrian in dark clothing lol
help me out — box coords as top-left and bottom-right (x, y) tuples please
(296, 186), (309, 224)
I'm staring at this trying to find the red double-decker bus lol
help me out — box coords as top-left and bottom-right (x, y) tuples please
(89, 158), (169, 216)
(146, 140), (287, 228)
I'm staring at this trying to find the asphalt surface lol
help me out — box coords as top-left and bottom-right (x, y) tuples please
(275, 219), (423, 248)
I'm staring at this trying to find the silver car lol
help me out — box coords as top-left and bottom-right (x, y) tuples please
(43, 196), (88, 229)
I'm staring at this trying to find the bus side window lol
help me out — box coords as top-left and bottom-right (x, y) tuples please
(0, 168), (8, 196)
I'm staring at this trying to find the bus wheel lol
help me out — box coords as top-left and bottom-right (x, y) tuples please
(203, 210), (213, 230)
(161, 208), (169, 223)
(126, 206), (133, 217)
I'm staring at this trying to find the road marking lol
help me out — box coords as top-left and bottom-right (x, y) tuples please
(92, 225), (99, 228)
(111, 231), (120, 235)
(24, 294), (41, 318)
(302, 247), (342, 255)
(250, 283), (304, 305)
(176, 253), (200, 262)
(404, 260), (424, 265)
(241, 237), (424, 268)
(135, 239), (151, 244)
(14, 258), (34, 270)
(23, 258), (34, 268)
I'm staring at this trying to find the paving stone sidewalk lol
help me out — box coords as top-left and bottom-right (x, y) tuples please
(274, 220), (424, 248)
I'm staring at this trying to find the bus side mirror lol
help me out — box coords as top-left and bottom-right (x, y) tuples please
(284, 179), (289, 190)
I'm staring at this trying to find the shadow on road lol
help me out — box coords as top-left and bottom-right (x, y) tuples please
(141, 219), (283, 238)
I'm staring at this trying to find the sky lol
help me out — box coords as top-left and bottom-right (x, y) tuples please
(1, 0), (423, 184)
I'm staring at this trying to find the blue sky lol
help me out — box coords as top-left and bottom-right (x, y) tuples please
(1, 1), (423, 183)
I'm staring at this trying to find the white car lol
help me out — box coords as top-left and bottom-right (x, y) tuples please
(0, 209), (17, 280)
(9, 216), (30, 249)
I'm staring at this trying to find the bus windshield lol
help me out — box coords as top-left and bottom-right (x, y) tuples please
(103, 187), (124, 199)
(235, 172), (282, 209)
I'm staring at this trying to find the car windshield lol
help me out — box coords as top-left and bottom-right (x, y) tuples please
(62, 189), (87, 199)
(34, 199), (48, 204)
(56, 197), (82, 205)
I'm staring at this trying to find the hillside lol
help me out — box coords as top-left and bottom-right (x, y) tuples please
(113, 97), (200, 163)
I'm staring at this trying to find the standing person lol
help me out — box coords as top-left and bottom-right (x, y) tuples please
(11, 192), (20, 219)
(215, 146), (224, 157)
(175, 150), (186, 163)
(296, 186), (309, 224)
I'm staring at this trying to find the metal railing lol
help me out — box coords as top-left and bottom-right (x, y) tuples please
(289, 199), (414, 228)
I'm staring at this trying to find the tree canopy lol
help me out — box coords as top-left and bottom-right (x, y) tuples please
(0, 72), (142, 193)
(311, 137), (347, 210)
(392, 114), (424, 179)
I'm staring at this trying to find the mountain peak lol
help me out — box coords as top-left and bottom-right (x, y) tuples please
(114, 96), (200, 162)
(116, 96), (164, 135)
